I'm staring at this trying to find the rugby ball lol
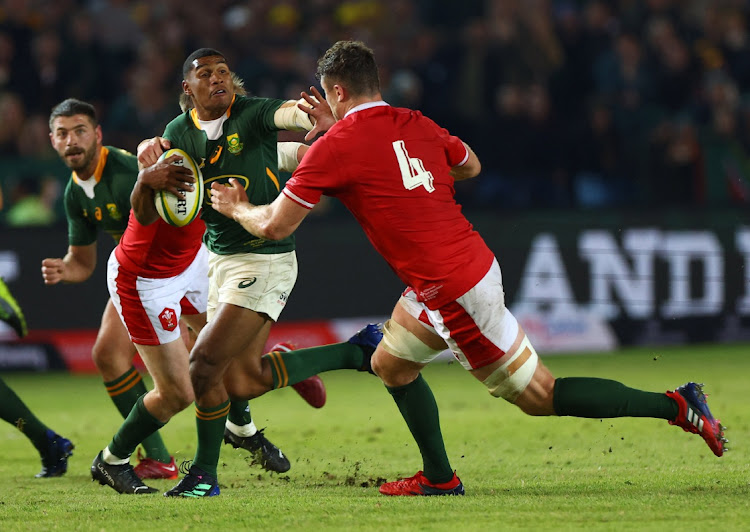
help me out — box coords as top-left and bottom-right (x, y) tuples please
(154, 148), (204, 227)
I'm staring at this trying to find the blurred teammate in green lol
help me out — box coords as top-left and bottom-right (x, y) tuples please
(0, 274), (73, 477)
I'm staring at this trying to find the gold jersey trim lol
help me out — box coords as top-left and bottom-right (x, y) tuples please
(72, 146), (109, 185)
(189, 94), (236, 130)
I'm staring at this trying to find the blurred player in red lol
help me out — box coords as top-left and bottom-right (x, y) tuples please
(210, 40), (727, 497)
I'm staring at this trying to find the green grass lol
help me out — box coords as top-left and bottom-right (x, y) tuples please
(1, 343), (749, 531)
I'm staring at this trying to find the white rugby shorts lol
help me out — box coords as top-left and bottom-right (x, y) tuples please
(399, 258), (519, 370)
(206, 250), (297, 322)
(107, 244), (208, 346)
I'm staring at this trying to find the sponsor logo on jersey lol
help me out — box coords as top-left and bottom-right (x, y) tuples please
(238, 278), (257, 289)
(159, 307), (178, 331)
(209, 146), (223, 164)
(227, 133), (243, 155)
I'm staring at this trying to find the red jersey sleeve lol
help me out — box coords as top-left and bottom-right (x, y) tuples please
(283, 138), (338, 209)
(420, 115), (468, 168)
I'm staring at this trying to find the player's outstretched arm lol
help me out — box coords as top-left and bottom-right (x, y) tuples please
(299, 86), (335, 141)
(450, 142), (482, 181)
(275, 86), (335, 141)
(41, 243), (97, 285)
(210, 178), (308, 241)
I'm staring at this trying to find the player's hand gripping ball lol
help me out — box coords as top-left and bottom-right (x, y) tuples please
(154, 148), (204, 227)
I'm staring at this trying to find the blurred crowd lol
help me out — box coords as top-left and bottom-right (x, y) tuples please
(2, 0), (750, 227)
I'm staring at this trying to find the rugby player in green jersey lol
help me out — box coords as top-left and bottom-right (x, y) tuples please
(1, 264), (73, 477)
(43, 98), (294, 481)
(138, 48), (382, 497)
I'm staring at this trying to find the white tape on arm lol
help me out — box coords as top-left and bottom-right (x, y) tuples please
(274, 99), (314, 131)
(277, 142), (305, 172)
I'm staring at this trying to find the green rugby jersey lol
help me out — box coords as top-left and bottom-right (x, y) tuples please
(162, 95), (295, 255)
(63, 146), (136, 245)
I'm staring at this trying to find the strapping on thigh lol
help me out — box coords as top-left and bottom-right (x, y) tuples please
(481, 335), (538, 402)
(381, 319), (444, 364)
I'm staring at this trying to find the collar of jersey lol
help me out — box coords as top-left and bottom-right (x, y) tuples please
(72, 146), (109, 186)
(344, 100), (389, 119)
(190, 94), (236, 131)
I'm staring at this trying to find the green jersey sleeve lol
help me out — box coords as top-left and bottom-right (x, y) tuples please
(252, 97), (286, 132)
(64, 181), (97, 246)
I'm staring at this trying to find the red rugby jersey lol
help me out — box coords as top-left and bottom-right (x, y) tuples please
(284, 103), (494, 309)
(114, 209), (205, 278)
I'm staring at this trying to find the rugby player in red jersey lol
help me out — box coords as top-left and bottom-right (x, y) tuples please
(210, 40), (727, 497)
(90, 142), (324, 494)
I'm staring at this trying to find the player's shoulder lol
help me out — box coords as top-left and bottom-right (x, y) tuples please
(389, 106), (448, 138)
(390, 105), (433, 125)
(62, 174), (77, 197)
(103, 146), (138, 174)
(164, 110), (193, 138)
(104, 146), (137, 164)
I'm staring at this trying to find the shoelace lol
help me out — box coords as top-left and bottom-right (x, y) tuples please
(255, 429), (280, 454)
(178, 460), (193, 475)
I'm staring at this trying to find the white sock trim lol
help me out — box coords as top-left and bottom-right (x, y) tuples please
(102, 446), (130, 465)
(225, 420), (257, 437)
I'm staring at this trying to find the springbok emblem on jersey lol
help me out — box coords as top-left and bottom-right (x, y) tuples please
(227, 133), (243, 155)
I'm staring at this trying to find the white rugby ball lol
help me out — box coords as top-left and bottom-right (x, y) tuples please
(154, 148), (204, 227)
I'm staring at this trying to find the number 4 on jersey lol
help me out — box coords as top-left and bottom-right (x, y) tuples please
(392, 140), (435, 193)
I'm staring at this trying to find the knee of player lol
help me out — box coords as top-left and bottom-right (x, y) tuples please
(91, 345), (129, 374)
(514, 390), (554, 416)
(225, 380), (263, 401)
(150, 388), (193, 418)
(169, 385), (194, 412)
(187, 356), (216, 394)
(371, 348), (412, 384)
(187, 342), (224, 372)
(370, 350), (387, 378)
(374, 319), (445, 384)
(481, 335), (542, 406)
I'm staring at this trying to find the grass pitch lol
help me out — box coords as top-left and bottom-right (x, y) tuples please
(1, 343), (748, 531)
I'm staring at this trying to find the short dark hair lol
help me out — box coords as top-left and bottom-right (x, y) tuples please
(183, 48), (226, 78)
(49, 98), (97, 130)
(316, 41), (380, 97)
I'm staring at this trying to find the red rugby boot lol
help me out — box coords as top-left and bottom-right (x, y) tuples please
(133, 449), (178, 480)
(379, 471), (464, 496)
(666, 382), (727, 457)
